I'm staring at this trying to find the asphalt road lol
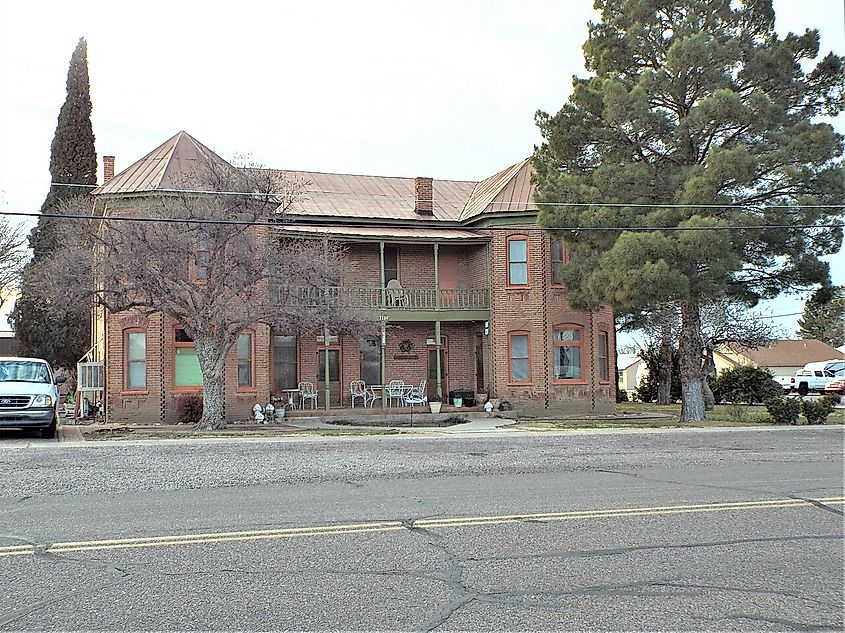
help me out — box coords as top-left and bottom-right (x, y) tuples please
(1, 426), (843, 631)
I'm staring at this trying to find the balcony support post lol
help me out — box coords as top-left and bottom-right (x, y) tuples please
(323, 325), (331, 411)
(435, 319), (443, 400)
(433, 243), (440, 310)
(380, 318), (387, 409)
(379, 242), (386, 308)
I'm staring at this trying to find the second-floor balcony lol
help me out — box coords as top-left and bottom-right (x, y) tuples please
(277, 286), (490, 320)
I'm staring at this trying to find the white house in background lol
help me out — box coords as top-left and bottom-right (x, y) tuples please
(714, 339), (845, 378)
(838, 345), (845, 355)
(617, 353), (647, 398)
(0, 288), (17, 356)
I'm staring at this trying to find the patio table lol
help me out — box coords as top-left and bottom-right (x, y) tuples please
(282, 388), (300, 410)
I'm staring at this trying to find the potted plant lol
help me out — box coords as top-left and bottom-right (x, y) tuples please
(476, 390), (489, 406)
(429, 397), (442, 414)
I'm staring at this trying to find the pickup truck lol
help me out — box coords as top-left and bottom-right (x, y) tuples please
(793, 368), (835, 396)
(0, 357), (65, 438)
(773, 375), (795, 394)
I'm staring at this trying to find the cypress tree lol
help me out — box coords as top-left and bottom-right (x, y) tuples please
(11, 37), (95, 367)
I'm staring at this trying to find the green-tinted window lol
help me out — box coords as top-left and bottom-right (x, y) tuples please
(175, 347), (202, 387)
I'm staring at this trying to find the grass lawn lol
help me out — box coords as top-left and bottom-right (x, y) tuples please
(514, 401), (843, 431)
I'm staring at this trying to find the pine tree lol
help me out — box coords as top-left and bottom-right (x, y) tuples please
(797, 286), (845, 347)
(533, 0), (844, 421)
(10, 38), (95, 367)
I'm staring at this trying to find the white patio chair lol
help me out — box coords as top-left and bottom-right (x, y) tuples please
(350, 380), (368, 408)
(404, 380), (428, 407)
(299, 381), (318, 409)
(385, 279), (408, 308)
(386, 380), (405, 407)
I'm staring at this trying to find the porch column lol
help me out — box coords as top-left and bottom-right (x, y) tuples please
(380, 319), (387, 408)
(435, 319), (443, 400)
(433, 243), (440, 309)
(379, 242), (385, 308)
(323, 325), (330, 411)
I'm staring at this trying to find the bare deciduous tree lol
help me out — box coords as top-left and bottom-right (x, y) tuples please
(31, 163), (375, 429)
(0, 218), (27, 310)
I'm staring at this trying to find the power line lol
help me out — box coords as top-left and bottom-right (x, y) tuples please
(1, 180), (843, 210)
(0, 210), (842, 233)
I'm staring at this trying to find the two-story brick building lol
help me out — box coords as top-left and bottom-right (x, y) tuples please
(90, 131), (615, 422)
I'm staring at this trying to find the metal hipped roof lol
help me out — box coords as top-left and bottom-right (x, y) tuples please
(268, 170), (476, 222)
(275, 224), (487, 242)
(459, 157), (535, 222)
(92, 131), (236, 195)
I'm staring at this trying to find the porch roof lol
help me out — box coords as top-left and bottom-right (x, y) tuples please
(275, 224), (488, 243)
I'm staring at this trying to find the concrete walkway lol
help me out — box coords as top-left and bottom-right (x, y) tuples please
(285, 412), (516, 435)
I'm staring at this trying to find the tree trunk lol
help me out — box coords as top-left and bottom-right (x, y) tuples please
(194, 334), (229, 430)
(702, 344), (716, 411)
(658, 317), (673, 405)
(678, 301), (706, 422)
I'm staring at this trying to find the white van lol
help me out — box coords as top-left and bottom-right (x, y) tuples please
(0, 357), (65, 438)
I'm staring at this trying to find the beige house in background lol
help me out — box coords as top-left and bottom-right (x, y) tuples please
(618, 353), (647, 398)
(714, 339), (845, 378)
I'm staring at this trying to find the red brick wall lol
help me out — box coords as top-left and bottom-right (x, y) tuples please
(484, 228), (614, 414)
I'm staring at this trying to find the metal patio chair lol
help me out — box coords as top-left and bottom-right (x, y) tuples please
(299, 381), (318, 409)
(350, 380), (368, 408)
(386, 380), (406, 407)
(404, 380), (428, 407)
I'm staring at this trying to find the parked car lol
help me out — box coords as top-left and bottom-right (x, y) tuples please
(0, 357), (65, 438)
(824, 378), (845, 398)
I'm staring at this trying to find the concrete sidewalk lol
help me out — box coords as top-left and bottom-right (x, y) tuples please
(285, 412), (517, 434)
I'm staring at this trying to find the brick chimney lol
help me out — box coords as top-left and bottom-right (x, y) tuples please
(414, 177), (433, 215)
(103, 156), (115, 183)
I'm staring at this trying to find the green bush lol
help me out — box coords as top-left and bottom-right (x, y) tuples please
(801, 398), (835, 425)
(632, 344), (681, 403)
(711, 366), (782, 405)
(176, 394), (203, 425)
(616, 388), (629, 403)
(765, 397), (801, 425)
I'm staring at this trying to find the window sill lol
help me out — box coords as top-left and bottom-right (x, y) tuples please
(120, 390), (149, 397)
(235, 389), (258, 395)
(173, 386), (203, 393)
(552, 379), (587, 385)
(507, 381), (533, 387)
(505, 285), (530, 291)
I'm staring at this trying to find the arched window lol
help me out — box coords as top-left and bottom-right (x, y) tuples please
(550, 238), (568, 286)
(124, 329), (146, 391)
(552, 325), (583, 382)
(508, 331), (531, 384)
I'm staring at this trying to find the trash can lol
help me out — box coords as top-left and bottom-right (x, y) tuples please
(449, 389), (476, 407)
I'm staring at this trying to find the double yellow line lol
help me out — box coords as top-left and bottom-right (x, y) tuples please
(1, 496), (841, 559)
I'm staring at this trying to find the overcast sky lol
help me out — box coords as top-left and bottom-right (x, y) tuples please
(0, 0), (842, 343)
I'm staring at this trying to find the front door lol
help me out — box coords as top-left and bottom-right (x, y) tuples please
(360, 337), (381, 387)
(475, 335), (485, 392)
(428, 338), (448, 400)
(317, 349), (341, 408)
(438, 249), (459, 289)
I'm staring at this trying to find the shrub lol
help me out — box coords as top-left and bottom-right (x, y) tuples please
(176, 394), (203, 425)
(632, 344), (682, 403)
(616, 388), (629, 403)
(711, 366), (782, 405)
(765, 397), (801, 425)
(801, 398), (835, 425)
